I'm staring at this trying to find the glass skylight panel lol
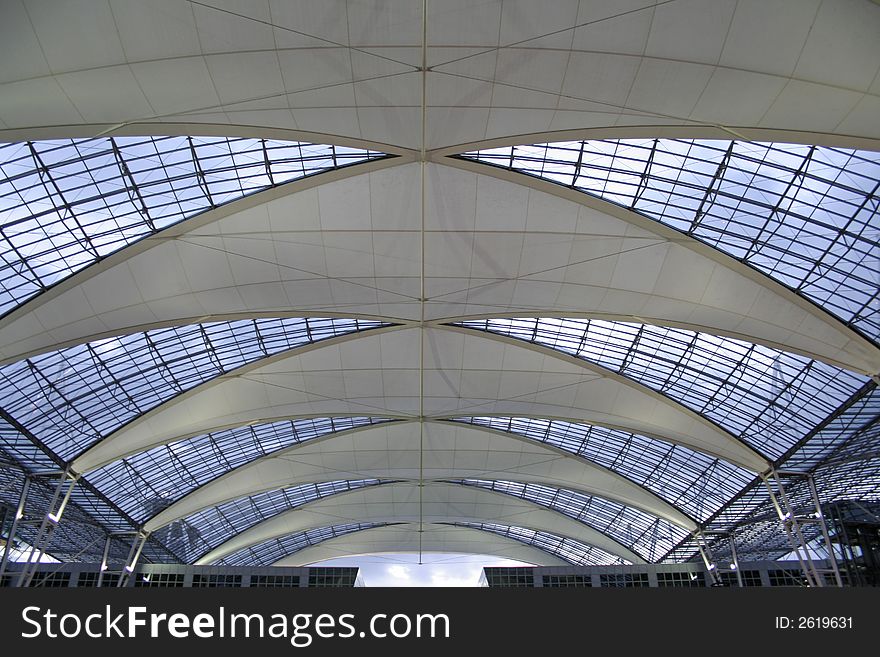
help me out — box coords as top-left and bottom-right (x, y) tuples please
(455, 318), (864, 460)
(0, 317), (386, 461)
(460, 139), (880, 337)
(452, 417), (750, 521)
(450, 522), (625, 566)
(0, 137), (388, 314)
(86, 417), (389, 521)
(665, 386), (880, 562)
(216, 523), (392, 567)
(457, 479), (688, 562)
(155, 480), (386, 564)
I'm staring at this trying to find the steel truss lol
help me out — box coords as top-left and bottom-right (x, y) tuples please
(0, 137), (389, 314)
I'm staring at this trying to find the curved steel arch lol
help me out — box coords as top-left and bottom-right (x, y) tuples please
(268, 523), (608, 568)
(437, 155), (880, 377)
(430, 128), (880, 159)
(450, 417), (752, 522)
(71, 324), (766, 474)
(0, 138), (401, 327)
(141, 419), (697, 533)
(271, 523), (573, 568)
(450, 318), (866, 462)
(70, 323), (409, 472)
(437, 323), (768, 469)
(0, 317), (393, 464)
(2, 158), (874, 379)
(192, 481), (645, 566)
(0, 154), (415, 364)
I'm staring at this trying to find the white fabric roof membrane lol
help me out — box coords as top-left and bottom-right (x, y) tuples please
(140, 420), (696, 533)
(1, 162), (875, 376)
(1, 0), (878, 568)
(73, 325), (764, 474)
(193, 481), (645, 565)
(271, 524), (569, 567)
(1, 1), (879, 150)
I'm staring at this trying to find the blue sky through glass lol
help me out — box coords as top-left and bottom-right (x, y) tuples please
(312, 553), (532, 587)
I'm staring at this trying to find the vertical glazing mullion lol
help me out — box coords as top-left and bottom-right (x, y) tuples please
(27, 141), (99, 259)
(260, 139), (275, 186)
(742, 146), (816, 263)
(798, 178), (880, 299)
(187, 137), (215, 208)
(688, 140), (733, 234)
(110, 138), (156, 233)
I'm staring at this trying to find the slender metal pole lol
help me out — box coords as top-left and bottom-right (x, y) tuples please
(771, 471), (823, 586)
(18, 471), (77, 587)
(119, 532), (148, 588)
(762, 473), (816, 587)
(807, 475), (843, 587)
(0, 476), (29, 578)
(695, 532), (721, 585)
(97, 535), (113, 588)
(729, 533), (744, 587)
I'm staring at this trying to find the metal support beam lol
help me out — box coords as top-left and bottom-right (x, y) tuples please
(695, 531), (723, 586)
(96, 534), (113, 588)
(806, 475), (844, 587)
(729, 532), (744, 588)
(759, 469), (846, 586)
(15, 469), (78, 587)
(118, 532), (149, 588)
(0, 476), (30, 579)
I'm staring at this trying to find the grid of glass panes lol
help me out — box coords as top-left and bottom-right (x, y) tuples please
(191, 574), (242, 588)
(599, 573), (649, 588)
(89, 417), (389, 522)
(455, 319), (864, 460)
(216, 523), (392, 567)
(767, 569), (810, 587)
(718, 570), (762, 587)
(456, 478), (687, 562)
(0, 137), (387, 313)
(656, 571), (704, 587)
(308, 568), (359, 587)
(0, 458), (161, 563)
(0, 317), (386, 462)
(665, 384), (880, 563)
(29, 571), (71, 588)
(484, 568), (535, 587)
(250, 575), (300, 588)
(453, 415), (749, 522)
(451, 522), (624, 566)
(0, 416), (56, 469)
(784, 382), (880, 470)
(459, 140), (880, 337)
(77, 571), (121, 587)
(542, 574), (591, 587)
(135, 573), (185, 587)
(166, 479), (388, 564)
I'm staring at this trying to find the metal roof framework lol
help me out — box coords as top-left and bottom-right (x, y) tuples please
(0, 0), (878, 573)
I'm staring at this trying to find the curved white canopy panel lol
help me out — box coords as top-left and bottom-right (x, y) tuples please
(194, 481), (645, 565)
(1, 1), (878, 149)
(73, 325), (764, 473)
(2, 162), (874, 376)
(142, 420), (696, 532)
(272, 524), (569, 567)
